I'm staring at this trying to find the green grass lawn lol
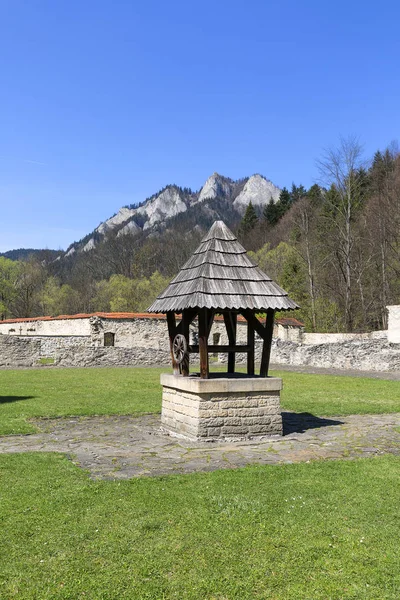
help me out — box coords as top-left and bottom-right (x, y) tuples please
(1, 368), (399, 598)
(1, 452), (399, 599)
(273, 369), (400, 416)
(0, 367), (166, 435)
(0, 367), (399, 435)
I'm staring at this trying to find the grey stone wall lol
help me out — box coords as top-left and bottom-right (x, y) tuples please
(1, 319), (399, 372)
(0, 335), (41, 367)
(270, 338), (400, 372)
(161, 374), (283, 441)
(0, 333), (169, 368)
(55, 345), (170, 368)
(300, 330), (387, 345)
(88, 316), (171, 350)
(35, 336), (91, 356)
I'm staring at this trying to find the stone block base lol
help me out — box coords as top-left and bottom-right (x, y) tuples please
(160, 373), (283, 441)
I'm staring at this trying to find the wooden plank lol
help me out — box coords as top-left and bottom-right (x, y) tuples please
(247, 318), (255, 376)
(223, 312), (237, 374)
(166, 312), (179, 375)
(198, 307), (209, 379)
(189, 345), (251, 353)
(260, 309), (275, 377)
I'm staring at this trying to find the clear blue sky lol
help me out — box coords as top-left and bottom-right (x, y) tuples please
(0, 0), (399, 251)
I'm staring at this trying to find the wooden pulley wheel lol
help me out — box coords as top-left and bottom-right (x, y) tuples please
(172, 334), (188, 364)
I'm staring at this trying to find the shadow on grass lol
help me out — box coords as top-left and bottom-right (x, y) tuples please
(282, 412), (344, 435)
(0, 396), (35, 404)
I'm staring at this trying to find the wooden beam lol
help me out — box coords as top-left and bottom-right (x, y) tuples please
(223, 312), (237, 374)
(260, 309), (275, 377)
(174, 308), (198, 336)
(240, 309), (267, 340)
(247, 318), (255, 376)
(166, 312), (179, 375)
(198, 307), (209, 379)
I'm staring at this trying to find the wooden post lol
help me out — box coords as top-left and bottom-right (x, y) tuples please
(260, 309), (275, 377)
(247, 317), (255, 376)
(223, 312), (237, 374)
(181, 310), (190, 377)
(198, 307), (209, 379)
(166, 312), (179, 375)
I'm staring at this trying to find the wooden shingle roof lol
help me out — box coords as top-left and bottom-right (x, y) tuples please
(147, 220), (299, 313)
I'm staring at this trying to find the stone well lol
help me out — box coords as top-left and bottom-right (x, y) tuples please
(148, 221), (297, 443)
(160, 373), (283, 441)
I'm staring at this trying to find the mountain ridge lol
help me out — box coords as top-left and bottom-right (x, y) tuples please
(2, 172), (282, 259)
(65, 172), (281, 256)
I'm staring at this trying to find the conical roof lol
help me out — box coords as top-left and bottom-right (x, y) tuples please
(147, 221), (299, 313)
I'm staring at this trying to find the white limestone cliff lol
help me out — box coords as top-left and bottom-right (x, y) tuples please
(196, 172), (232, 204)
(96, 207), (136, 236)
(233, 174), (281, 212)
(82, 238), (96, 252)
(136, 187), (187, 230)
(117, 219), (141, 237)
(65, 172), (282, 256)
(65, 247), (76, 258)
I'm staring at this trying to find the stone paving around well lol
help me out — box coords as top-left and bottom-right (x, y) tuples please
(0, 411), (399, 479)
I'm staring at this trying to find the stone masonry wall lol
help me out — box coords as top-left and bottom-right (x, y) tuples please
(0, 335), (41, 367)
(161, 388), (282, 440)
(161, 388), (200, 439)
(0, 313), (399, 372)
(270, 338), (400, 372)
(88, 317), (171, 349)
(301, 330), (387, 345)
(197, 391), (283, 439)
(0, 315), (294, 349)
(55, 346), (170, 368)
(0, 318), (91, 337)
(1, 333), (399, 372)
(161, 375), (283, 441)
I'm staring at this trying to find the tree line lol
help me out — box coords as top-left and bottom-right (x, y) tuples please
(0, 138), (399, 332)
(240, 138), (400, 332)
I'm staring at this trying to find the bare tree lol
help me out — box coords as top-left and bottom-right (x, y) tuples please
(289, 196), (321, 330)
(317, 136), (366, 331)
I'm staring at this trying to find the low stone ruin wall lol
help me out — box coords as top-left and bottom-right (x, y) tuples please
(215, 338), (400, 372)
(300, 330), (387, 345)
(0, 334), (170, 369)
(0, 335), (41, 368)
(55, 346), (170, 368)
(270, 338), (400, 372)
(0, 333), (399, 373)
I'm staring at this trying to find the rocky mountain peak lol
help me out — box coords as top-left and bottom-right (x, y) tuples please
(196, 172), (233, 204)
(136, 185), (188, 230)
(64, 171), (282, 256)
(117, 219), (141, 237)
(233, 174), (281, 212)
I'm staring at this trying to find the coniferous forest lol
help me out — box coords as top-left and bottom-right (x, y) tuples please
(1, 139), (399, 333)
